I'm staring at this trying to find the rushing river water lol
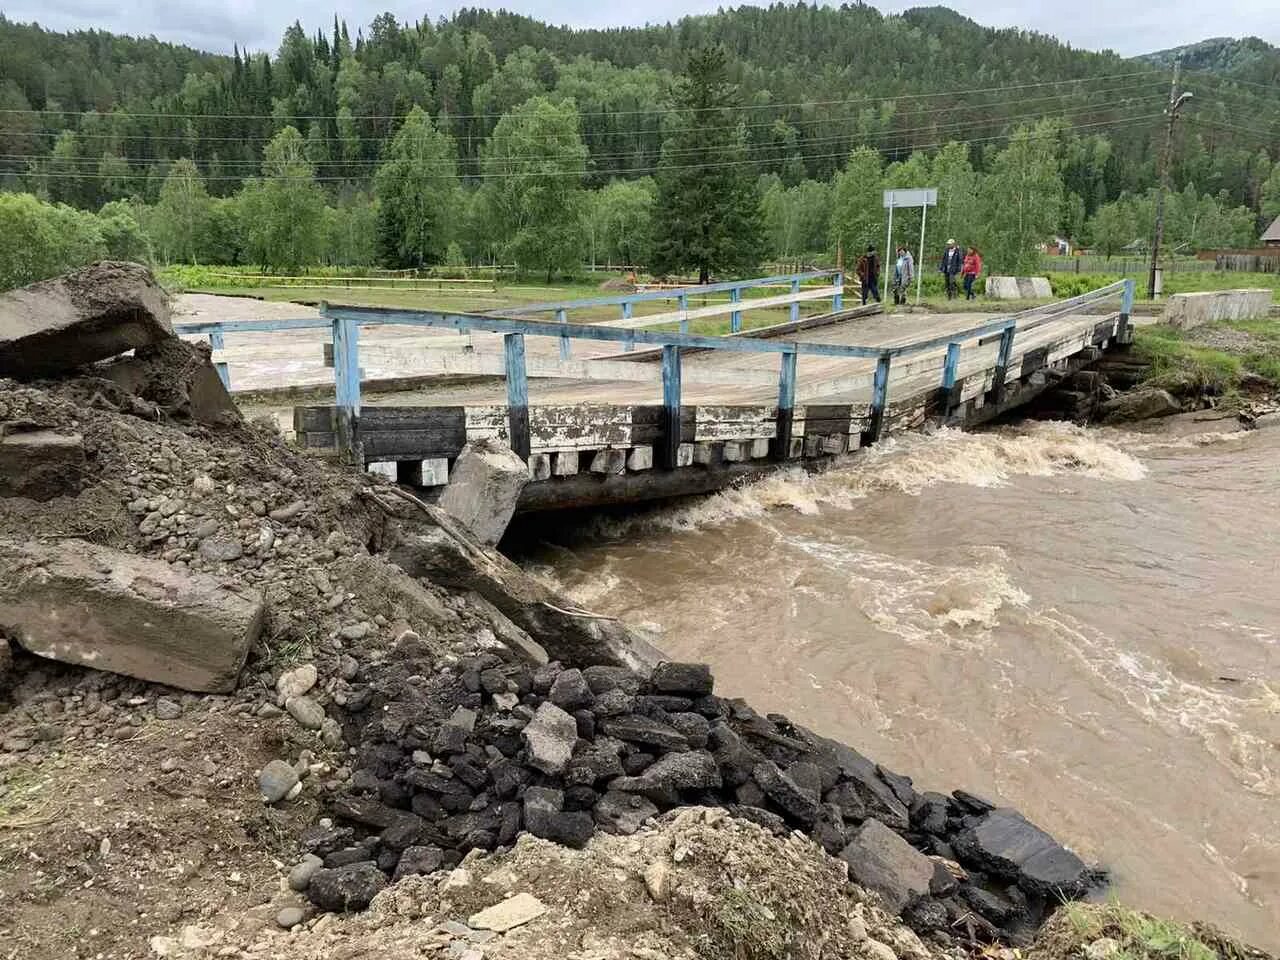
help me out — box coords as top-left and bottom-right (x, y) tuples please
(513, 420), (1280, 950)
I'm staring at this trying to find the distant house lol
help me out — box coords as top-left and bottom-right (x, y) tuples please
(1264, 215), (1280, 247)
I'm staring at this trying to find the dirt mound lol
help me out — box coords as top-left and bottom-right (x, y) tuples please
(152, 807), (952, 960)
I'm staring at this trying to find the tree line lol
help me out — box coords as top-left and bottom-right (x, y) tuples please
(1, 6), (1279, 290)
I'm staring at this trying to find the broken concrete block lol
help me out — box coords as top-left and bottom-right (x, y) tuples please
(749, 437), (771, 459)
(675, 443), (694, 467)
(820, 435), (847, 455)
(366, 461), (397, 480)
(722, 440), (747, 462)
(692, 442), (716, 466)
(0, 429), (86, 501)
(98, 339), (241, 426)
(528, 453), (552, 481)
(420, 458), (450, 486)
(589, 449), (625, 475)
(551, 451), (579, 477)
(0, 261), (173, 379)
(436, 438), (529, 546)
(0, 538), (264, 692)
(626, 445), (653, 471)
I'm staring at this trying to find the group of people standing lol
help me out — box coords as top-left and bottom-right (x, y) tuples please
(854, 239), (983, 305)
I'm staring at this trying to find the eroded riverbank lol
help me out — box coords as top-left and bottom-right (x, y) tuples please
(515, 420), (1280, 950)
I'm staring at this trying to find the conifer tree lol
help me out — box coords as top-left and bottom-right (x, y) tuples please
(649, 45), (764, 283)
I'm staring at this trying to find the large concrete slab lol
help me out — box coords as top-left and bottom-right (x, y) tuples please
(0, 261), (173, 379)
(1165, 289), (1272, 329)
(986, 276), (1052, 300)
(0, 538), (264, 692)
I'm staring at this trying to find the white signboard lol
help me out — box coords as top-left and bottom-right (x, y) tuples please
(883, 188), (938, 209)
(881, 187), (938, 304)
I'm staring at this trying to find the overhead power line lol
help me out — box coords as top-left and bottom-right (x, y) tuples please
(0, 70), (1166, 123)
(0, 112), (1164, 183)
(0, 99), (1166, 173)
(0, 81), (1165, 147)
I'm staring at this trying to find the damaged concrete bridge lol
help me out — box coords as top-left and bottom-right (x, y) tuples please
(176, 273), (1138, 512)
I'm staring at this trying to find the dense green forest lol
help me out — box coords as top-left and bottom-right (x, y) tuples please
(1, 4), (1279, 289)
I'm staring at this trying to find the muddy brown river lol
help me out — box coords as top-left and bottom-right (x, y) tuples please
(514, 420), (1280, 949)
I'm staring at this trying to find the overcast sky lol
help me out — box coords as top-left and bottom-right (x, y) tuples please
(2, 0), (1277, 59)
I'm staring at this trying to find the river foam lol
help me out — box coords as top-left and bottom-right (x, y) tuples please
(588, 421), (1150, 537)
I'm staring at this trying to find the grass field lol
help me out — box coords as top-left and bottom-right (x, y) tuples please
(163, 264), (1280, 342)
(1133, 315), (1280, 396)
(163, 271), (844, 337)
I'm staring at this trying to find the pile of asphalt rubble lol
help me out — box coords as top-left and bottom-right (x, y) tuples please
(296, 643), (1101, 944)
(0, 262), (1103, 949)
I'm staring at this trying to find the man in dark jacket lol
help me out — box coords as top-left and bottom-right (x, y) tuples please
(939, 239), (963, 300)
(856, 245), (881, 304)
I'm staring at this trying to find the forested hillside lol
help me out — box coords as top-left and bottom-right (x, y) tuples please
(1, 4), (1278, 286)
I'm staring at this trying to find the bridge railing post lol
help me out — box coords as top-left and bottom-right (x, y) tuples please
(991, 325), (1016, 405)
(863, 352), (892, 446)
(773, 349), (797, 461)
(331, 313), (362, 465)
(789, 277), (801, 324)
(730, 287), (742, 334)
(678, 293), (689, 335)
(1117, 278), (1136, 345)
(621, 300), (634, 351)
(504, 333), (531, 461)
(832, 272), (843, 312)
(941, 341), (962, 419)
(661, 345), (682, 470)
(208, 329), (230, 388)
(556, 308), (570, 360)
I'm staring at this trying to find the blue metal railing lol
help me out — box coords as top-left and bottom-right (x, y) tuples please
(174, 275), (1134, 467)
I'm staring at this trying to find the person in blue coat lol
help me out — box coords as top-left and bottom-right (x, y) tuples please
(939, 239), (964, 300)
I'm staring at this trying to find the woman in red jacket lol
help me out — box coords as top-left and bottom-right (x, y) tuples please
(962, 246), (983, 301)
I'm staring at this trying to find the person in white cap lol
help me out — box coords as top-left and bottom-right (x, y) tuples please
(939, 238), (963, 300)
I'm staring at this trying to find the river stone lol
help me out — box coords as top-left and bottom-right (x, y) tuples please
(523, 786), (593, 848)
(599, 714), (687, 751)
(288, 854), (324, 891)
(276, 907), (305, 929)
(951, 808), (1091, 897)
(839, 818), (935, 914)
(609, 750), (721, 807)
(197, 535), (243, 563)
(277, 664), (318, 701)
(548, 668), (594, 711)
(593, 790), (659, 835)
(260, 759), (300, 804)
(649, 661), (714, 696)
(752, 761), (819, 827)
(521, 702), (578, 775)
(286, 696), (326, 730)
(306, 862), (387, 912)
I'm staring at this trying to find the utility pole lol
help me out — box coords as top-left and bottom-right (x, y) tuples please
(1148, 61), (1193, 299)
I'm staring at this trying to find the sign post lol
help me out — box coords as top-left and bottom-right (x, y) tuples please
(883, 188), (938, 306)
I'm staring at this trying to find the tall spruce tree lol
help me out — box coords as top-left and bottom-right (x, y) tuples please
(650, 45), (764, 284)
